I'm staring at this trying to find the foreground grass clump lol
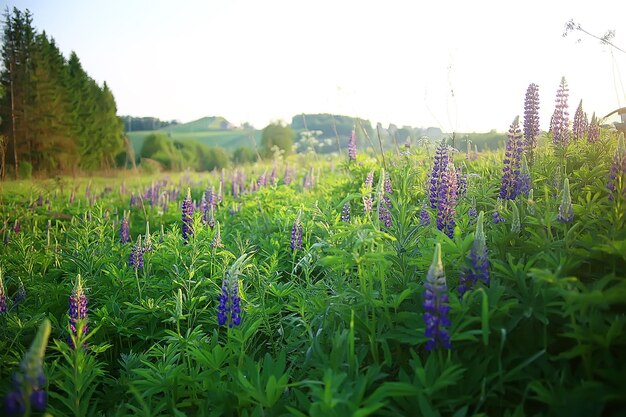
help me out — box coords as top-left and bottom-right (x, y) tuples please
(0, 130), (625, 417)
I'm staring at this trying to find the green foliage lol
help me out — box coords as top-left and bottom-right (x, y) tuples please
(261, 122), (295, 158)
(18, 160), (31, 179)
(1, 126), (625, 417)
(232, 146), (257, 165)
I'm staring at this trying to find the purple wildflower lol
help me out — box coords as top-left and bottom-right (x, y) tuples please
(341, 203), (351, 223)
(572, 99), (588, 141)
(557, 178), (574, 223)
(379, 201), (392, 228)
(119, 213), (130, 244)
(130, 192), (137, 208)
(68, 274), (88, 349)
(516, 155), (532, 196)
(551, 77), (570, 148)
(13, 219), (20, 234)
(423, 242), (451, 350)
(608, 134), (626, 201)
(524, 83), (540, 164)
(13, 278), (26, 307)
(419, 205), (431, 226)
(290, 214), (303, 251)
(363, 171), (374, 214)
(437, 162), (458, 238)
(348, 128), (357, 161)
(429, 142), (449, 209)
(499, 116), (524, 200)
(588, 112), (600, 143)
(4, 320), (51, 415)
(129, 235), (144, 270)
(182, 188), (194, 242)
(468, 196), (477, 218)
(217, 274), (241, 327)
(458, 211), (490, 299)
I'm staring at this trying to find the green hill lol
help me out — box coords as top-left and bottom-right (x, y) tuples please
(126, 116), (262, 155)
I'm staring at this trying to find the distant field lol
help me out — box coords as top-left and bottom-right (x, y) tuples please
(127, 129), (263, 154)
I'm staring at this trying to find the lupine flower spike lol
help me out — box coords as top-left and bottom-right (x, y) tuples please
(348, 128), (357, 162)
(182, 188), (194, 242)
(572, 99), (588, 141)
(290, 212), (303, 251)
(429, 141), (449, 209)
(587, 112), (600, 144)
(523, 83), (540, 165)
(129, 235), (144, 270)
(557, 178), (574, 223)
(69, 274), (88, 349)
(143, 221), (153, 252)
(608, 134), (626, 201)
(499, 116), (524, 200)
(119, 211), (130, 243)
(423, 243), (452, 350)
(341, 203), (351, 223)
(436, 162), (458, 238)
(517, 155), (532, 197)
(13, 278), (26, 308)
(458, 211), (491, 299)
(551, 77), (570, 148)
(217, 259), (244, 328)
(3, 319), (51, 415)
(362, 171), (374, 214)
(212, 222), (224, 248)
(419, 204), (431, 226)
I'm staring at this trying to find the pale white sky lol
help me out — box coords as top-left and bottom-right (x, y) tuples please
(5, 0), (626, 132)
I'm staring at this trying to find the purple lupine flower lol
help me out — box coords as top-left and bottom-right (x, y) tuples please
(290, 214), (303, 251)
(348, 128), (357, 162)
(516, 155), (532, 197)
(283, 164), (292, 185)
(0, 269), (7, 314)
(419, 205), (431, 226)
(379, 201), (392, 228)
(269, 163), (278, 186)
(13, 219), (20, 234)
(130, 192), (137, 208)
(217, 273), (241, 327)
(499, 116), (524, 200)
(68, 274), (88, 349)
(201, 192), (209, 224)
(257, 171), (267, 188)
(458, 211), (490, 299)
(588, 112), (600, 143)
(36, 193), (43, 207)
(429, 142), (449, 208)
(181, 188), (194, 242)
(468, 196), (477, 218)
(572, 99), (588, 141)
(341, 203), (351, 223)
(493, 211), (505, 224)
(456, 168), (467, 198)
(608, 134), (626, 201)
(523, 83), (540, 165)
(4, 320), (51, 415)
(119, 213), (130, 244)
(212, 222), (223, 248)
(423, 242), (451, 350)
(129, 235), (144, 269)
(363, 171), (374, 214)
(13, 278), (26, 307)
(436, 162), (458, 238)
(557, 178), (574, 223)
(551, 77), (570, 148)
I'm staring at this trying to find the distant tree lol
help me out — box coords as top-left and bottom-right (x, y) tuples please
(232, 146), (257, 164)
(261, 122), (294, 157)
(140, 133), (171, 158)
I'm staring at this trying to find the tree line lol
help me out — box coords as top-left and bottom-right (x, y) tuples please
(0, 7), (125, 179)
